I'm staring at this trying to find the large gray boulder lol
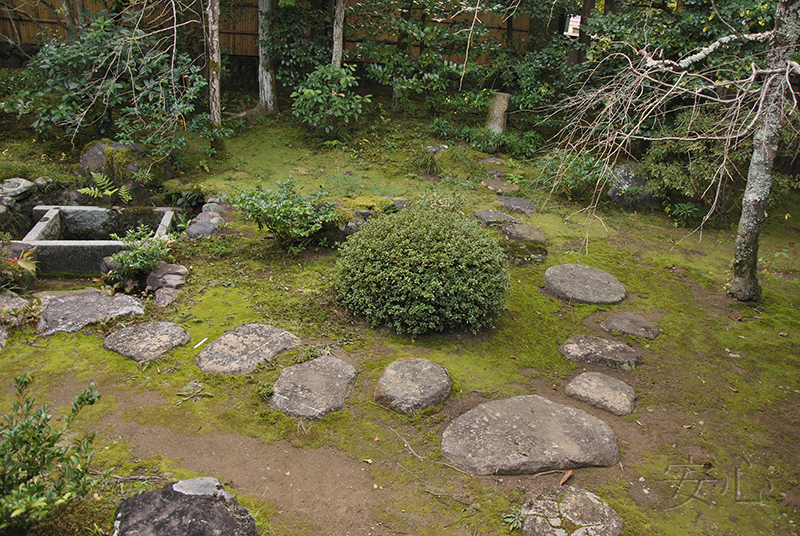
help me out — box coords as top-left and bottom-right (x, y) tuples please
(601, 312), (660, 340)
(195, 323), (299, 374)
(521, 486), (624, 536)
(103, 322), (191, 363)
(272, 354), (358, 420)
(145, 262), (189, 291)
(441, 395), (619, 475)
(37, 292), (145, 336)
(565, 372), (636, 416)
(607, 162), (658, 210)
(374, 358), (452, 414)
(544, 264), (626, 305)
(559, 335), (642, 370)
(113, 477), (257, 536)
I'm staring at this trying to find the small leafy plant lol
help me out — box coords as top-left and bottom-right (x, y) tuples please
(291, 64), (371, 139)
(108, 225), (170, 285)
(78, 172), (132, 204)
(664, 201), (699, 227)
(502, 506), (525, 532)
(1, 373), (102, 532)
(232, 179), (338, 251)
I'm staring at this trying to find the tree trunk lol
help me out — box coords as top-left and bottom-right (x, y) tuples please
(729, 0), (800, 301)
(257, 0), (278, 114)
(578, 0), (595, 63)
(206, 0), (225, 156)
(331, 0), (346, 68)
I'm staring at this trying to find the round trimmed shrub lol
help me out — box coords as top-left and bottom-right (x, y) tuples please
(334, 206), (510, 336)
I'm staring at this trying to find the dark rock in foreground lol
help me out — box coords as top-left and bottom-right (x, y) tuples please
(544, 264), (626, 305)
(113, 476), (257, 536)
(559, 335), (642, 370)
(195, 323), (299, 374)
(37, 292), (145, 336)
(441, 395), (619, 475)
(522, 485), (624, 536)
(374, 358), (452, 414)
(103, 322), (191, 363)
(272, 354), (358, 420)
(602, 311), (660, 340)
(565, 372), (636, 416)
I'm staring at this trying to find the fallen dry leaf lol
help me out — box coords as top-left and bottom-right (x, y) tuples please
(728, 386), (739, 393)
(682, 425), (693, 429)
(560, 470), (574, 485)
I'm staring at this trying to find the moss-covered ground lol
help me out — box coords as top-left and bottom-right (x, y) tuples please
(0, 95), (798, 535)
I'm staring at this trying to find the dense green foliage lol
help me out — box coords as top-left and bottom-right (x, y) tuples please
(0, 374), (102, 531)
(0, 12), (206, 158)
(334, 206), (510, 337)
(232, 179), (338, 249)
(291, 64), (371, 138)
(109, 225), (171, 283)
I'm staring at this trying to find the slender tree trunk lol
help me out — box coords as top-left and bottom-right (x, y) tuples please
(577, 0), (595, 63)
(331, 0), (346, 68)
(729, 0), (800, 300)
(257, 0), (278, 114)
(603, 0), (616, 15)
(206, 0), (225, 156)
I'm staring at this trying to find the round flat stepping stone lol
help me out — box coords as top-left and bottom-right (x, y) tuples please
(565, 372), (636, 416)
(544, 264), (626, 304)
(474, 209), (521, 226)
(271, 355), (358, 420)
(441, 395), (619, 475)
(496, 196), (536, 215)
(114, 477), (257, 536)
(103, 322), (191, 363)
(195, 323), (299, 374)
(481, 178), (520, 194)
(374, 358), (452, 414)
(521, 486), (624, 536)
(601, 312), (660, 340)
(559, 335), (641, 370)
(37, 292), (145, 336)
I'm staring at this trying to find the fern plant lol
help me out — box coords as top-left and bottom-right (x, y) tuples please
(78, 172), (132, 204)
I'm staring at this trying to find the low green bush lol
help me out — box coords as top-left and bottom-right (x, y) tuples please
(1, 373), (102, 532)
(109, 225), (171, 286)
(232, 179), (338, 252)
(334, 205), (510, 337)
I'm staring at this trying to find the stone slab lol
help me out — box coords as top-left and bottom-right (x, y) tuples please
(565, 372), (636, 416)
(522, 486), (624, 536)
(103, 322), (191, 363)
(474, 209), (521, 226)
(272, 354), (358, 420)
(195, 323), (299, 374)
(441, 395), (619, 475)
(601, 312), (660, 340)
(559, 335), (641, 370)
(496, 196), (537, 215)
(37, 292), (145, 336)
(544, 264), (626, 305)
(374, 358), (452, 414)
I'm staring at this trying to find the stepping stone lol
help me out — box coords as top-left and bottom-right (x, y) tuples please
(114, 477), (258, 536)
(499, 223), (547, 265)
(441, 395), (619, 475)
(154, 288), (180, 307)
(521, 486), (624, 536)
(272, 355), (358, 420)
(37, 292), (145, 336)
(146, 262), (189, 291)
(374, 358), (452, 414)
(601, 312), (660, 340)
(559, 335), (641, 370)
(544, 264), (626, 304)
(103, 322), (191, 363)
(0, 324), (7, 351)
(202, 202), (224, 213)
(565, 372), (636, 416)
(194, 211), (224, 225)
(497, 196), (536, 215)
(481, 178), (520, 194)
(474, 209), (521, 226)
(423, 144), (448, 152)
(195, 323), (299, 374)
(478, 157), (503, 164)
(186, 220), (218, 238)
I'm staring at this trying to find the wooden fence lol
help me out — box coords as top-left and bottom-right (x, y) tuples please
(0, 0), (534, 59)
